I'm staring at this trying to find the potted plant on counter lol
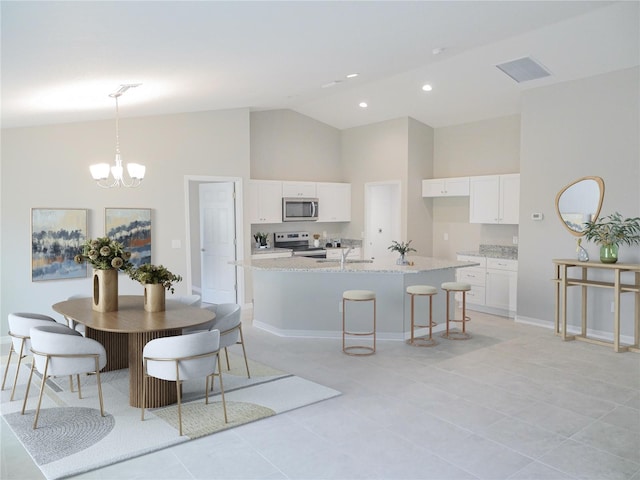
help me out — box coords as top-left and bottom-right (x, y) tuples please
(388, 240), (416, 265)
(583, 212), (640, 263)
(254, 232), (269, 248)
(126, 263), (182, 312)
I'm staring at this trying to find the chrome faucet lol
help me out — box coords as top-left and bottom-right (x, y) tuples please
(340, 247), (352, 266)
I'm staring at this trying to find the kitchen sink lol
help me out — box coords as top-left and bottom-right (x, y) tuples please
(316, 259), (373, 263)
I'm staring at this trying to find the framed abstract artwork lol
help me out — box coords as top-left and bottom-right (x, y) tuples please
(105, 208), (152, 268)
(31, 208), (88, 281)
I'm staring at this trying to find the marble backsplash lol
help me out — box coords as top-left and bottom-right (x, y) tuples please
(479, 244), (518, 259)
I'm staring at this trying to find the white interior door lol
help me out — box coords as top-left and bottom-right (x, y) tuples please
(200, 182), (237, 304)
(364, 182), (401, 260)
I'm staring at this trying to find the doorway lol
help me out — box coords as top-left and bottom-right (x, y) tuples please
(364, 181), (401, 260)
(184, 176), (245, 305)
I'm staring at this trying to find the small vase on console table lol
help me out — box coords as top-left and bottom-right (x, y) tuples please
(93, 269), (118, 312)
(599, 244), (618, 264)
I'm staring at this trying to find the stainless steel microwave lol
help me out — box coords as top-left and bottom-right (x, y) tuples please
(282, 197), (318, 222)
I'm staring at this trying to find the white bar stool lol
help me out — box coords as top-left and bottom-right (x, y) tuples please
(342, 290), (376, 356)
(440, 282), (472, 340)
(406, 285), (438, 347)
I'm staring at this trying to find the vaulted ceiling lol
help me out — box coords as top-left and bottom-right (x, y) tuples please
(2, 1), (637, 130)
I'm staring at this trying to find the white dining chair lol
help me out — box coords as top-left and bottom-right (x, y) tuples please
(65, 294), (89, 335)
(175, 294), (201, 306)
(141, 330), (227, 436)
(2, 312), (61, 401)
(211, 304), (250, 379)
(21, 324), (107, 429)
(182, 304), (250, 379)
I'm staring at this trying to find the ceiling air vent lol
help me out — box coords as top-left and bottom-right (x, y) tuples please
(496, 56), (551, 83)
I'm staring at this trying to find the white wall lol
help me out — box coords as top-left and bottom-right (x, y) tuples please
(2, 67), (638, 341)
(431, 115), (521, 259)
(407, 118), (435, 256)
(250, 109), (342, 181)
(518, 66), (640, 334)
(1, 108), (251, 335)
(339, 117), (435, 258)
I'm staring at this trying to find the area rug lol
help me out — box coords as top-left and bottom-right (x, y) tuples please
(0, 353), (341, 480)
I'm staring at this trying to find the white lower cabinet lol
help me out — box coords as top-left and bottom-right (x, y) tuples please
(486, 258), (518, 312)
(456, 254), (518, 316)
(456, 256), (486, 306)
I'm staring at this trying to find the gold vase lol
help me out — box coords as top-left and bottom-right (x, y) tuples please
(93, 269), (118, 312)
(144, 284), (166, 312)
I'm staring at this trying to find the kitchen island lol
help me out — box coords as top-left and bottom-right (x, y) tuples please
(238, 256), (478, 339)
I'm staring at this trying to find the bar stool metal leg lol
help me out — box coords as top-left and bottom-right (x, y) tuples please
(406, 285), (438, 347)
(440, 282), (472, 340)
(342, 290), (376, 356)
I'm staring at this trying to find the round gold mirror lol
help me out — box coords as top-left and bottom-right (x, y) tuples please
(555, 176), (605, 236)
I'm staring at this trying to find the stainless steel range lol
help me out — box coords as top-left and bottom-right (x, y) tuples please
(274, 232), (326, 258)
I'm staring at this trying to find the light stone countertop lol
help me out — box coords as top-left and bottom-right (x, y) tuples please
(250, 247), (292, 256)
(236, 255), (478, 274)
(457, 250), (518, 260)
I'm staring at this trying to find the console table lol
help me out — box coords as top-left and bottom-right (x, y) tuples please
(552, 259), (640, 353)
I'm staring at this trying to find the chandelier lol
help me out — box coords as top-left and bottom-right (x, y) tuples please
(90, 84), (146, 188)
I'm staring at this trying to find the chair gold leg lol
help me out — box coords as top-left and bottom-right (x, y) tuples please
(33, 357), (50, 429)
(217, 353), (228, 423)
(1, 345), (15, 390)
(10, 341), (26, 401)
(176, 379), (183, 436)
(224, 347), (230, 370)
(239, 326), (251, 378)
(77, 374), (83, 399)
(95, 358), (104, 417)
(21, 362), (36, 415)
(141, 361), (147, 421)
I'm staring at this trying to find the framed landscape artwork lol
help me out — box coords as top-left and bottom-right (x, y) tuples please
(31, 208), (88, 281)
(105, 208), (151, 268)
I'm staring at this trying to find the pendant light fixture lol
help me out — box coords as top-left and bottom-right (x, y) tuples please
(90, 84), (146, 188)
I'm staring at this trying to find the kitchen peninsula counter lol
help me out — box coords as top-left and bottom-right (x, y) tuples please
(239, 256), (478, 339)
(244, 255), (474, 273)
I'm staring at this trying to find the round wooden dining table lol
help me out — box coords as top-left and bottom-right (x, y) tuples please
(52, 295), (215, 408)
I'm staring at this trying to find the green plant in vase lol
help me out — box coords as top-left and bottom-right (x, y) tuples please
(126, 263), (183, 293)
(74, 237), (132, 271)
(388, 240), (416, 265)
(582, 212), (640, 263)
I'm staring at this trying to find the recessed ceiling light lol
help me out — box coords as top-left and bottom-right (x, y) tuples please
(422, 84), (433, 92)
(359, 102), (368, 108)
(346, 73), (359, 79)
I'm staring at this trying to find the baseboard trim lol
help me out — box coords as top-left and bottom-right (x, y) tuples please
(515, 315), (635, 346)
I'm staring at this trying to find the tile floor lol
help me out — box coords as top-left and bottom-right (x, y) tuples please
(2, 309), (639, 480)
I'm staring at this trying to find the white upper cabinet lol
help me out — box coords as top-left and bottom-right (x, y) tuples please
(422, 177), (470, 197)
(469, 174), (520, 224)
(317, 182), (351, 222)
(282, 181), (317, 198)
(249, 180), (283, 224)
